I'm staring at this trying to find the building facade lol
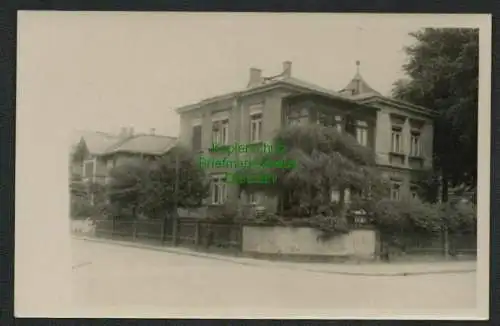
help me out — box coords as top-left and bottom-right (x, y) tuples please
(70, 128), (177, 204)
(176, 61), (436, 212)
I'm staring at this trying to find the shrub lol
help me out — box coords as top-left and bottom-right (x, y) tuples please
(439, 200), (477, 233)
(371, 198), (442, 235)
(70, 196), (107, 219)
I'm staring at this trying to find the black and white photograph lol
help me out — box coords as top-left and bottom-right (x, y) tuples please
(15, 12), (490, 319)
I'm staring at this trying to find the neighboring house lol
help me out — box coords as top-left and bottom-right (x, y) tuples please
(70, 127), (178, 204)
(176, 61), (436, 212)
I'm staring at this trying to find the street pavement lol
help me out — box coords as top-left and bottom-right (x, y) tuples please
(71, 238), (477, 318)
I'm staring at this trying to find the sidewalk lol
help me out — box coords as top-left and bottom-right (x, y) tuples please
(73, 235), (477, 277)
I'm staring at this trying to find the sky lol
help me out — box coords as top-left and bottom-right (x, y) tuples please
(17, 12), (485, 140)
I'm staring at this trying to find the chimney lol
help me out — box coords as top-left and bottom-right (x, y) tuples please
(150, 128), (156, 135)
(248, 67), (262, 88)
(282, 61), (292, 78)
(119, 127), (128, 139)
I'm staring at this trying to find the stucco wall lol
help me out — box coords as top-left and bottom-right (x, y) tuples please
(374, 106), (433, 168)
(242, 226), (377, 259)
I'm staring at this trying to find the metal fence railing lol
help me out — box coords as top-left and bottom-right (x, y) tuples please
(93, 217), (243, 253)
(88, 216), (475, 260)
(380, 230), (477, 260)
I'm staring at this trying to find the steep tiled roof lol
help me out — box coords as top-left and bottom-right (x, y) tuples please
(70, 130), (178, 157)
(105, 134), (178, 155)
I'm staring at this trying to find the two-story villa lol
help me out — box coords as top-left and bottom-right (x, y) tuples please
(175, 61), (436, 212)
(70, 127), (178, 204)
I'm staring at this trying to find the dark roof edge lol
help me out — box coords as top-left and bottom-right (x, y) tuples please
(96, 134), (178, 156)
(356, 95), (437, 118)
(282, 92), (379, 112)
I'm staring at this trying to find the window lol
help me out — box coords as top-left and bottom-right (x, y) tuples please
(410, 186), (419, 200)
(212, 119), (229, 145)
(391, 126), (403, 153)
(317, 113), (325, 125)
(330, 189), (340, 203)
(335, 116), (343, 133)
(410, 131), (421, 157)
(356, 126), (368, 146)
(344, 117), (357, 136)
(211, 175), (227, 205)
(192, 124), (202, 151)
(287, 108), (308, 126)
(361, 181), (373, 200)
(344, 188), (351, 204)
(105, 159), (113, 184)
(250, 113), (263, 142)
(248, 192), (262, 205)
(330, 188), (351, 203)
(82, 159), (95, 181)
(390, 182), (401, 201)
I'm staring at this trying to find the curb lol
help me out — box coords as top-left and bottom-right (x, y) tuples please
(72, 236), (476, 277)
(299, 267), (476, 277)
(72, 236), (256, 266)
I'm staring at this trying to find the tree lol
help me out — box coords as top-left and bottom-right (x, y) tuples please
(140, 147), (209, 218)
(106, 147), (209, 219)
(69, 179), (107, 219)
(235, 125), (389, 219)
(106, 157), (148, 219)
(392, 28), (479, 202)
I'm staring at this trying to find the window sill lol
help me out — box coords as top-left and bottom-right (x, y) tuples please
(208, 144), (231, 153)
(409, 155), (424, 161)
(389, 151), (405, 158)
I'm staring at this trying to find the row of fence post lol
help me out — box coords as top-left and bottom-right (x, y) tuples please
(103, 218), (241, 251)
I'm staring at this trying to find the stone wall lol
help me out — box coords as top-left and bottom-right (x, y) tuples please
(242, 225), (377, 260)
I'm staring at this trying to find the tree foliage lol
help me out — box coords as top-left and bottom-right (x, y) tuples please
(69, 180), (107, 219)
(106, 146), (209, 219)
(235, 124), (389, 219)
(392, 28), (479, 199)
